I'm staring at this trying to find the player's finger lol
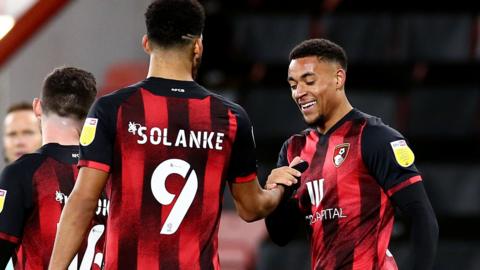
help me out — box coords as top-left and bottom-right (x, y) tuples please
(289, 156), (303, 167)
(268, 172), (297, 185)
(265, 183), (277, 189)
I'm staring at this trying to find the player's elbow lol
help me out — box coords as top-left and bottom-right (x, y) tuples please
(236, 208), (263, 223)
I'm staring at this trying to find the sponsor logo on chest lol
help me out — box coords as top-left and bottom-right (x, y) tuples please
(128, 121), (225, 150)
(303, 179), (347, 225)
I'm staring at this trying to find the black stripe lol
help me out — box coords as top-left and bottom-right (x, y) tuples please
(357, 119), (382, 269)
(333, 119), (364, 270)
(117, 91), (144, 269)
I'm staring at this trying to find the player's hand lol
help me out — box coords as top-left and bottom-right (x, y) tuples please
(265, 156), (303, 190)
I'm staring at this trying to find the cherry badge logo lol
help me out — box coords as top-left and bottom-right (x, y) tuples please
(333, 143), (350, 167)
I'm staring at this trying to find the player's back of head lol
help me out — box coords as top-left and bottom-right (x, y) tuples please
(145, 0), (205, 48)
(41, 66), (97, 121)
(289, 38), (348, 71)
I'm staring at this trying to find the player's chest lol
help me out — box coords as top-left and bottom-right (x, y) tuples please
(292, 137), (373, 221)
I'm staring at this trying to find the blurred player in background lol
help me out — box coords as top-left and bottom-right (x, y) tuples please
(3, 102), (42, 164)
(49, 1), (299, 269)
(0, 67), (106, 269)
(265, 39), (438, 270)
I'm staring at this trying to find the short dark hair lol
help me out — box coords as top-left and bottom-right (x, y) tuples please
(6, 102), (32, 114)
(145, 0), (205, 48)
(289, 39), (348, 71)
(41, 66), (97, 120)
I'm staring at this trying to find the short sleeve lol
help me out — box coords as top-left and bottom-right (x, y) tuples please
(226, 105), (257, 183)
(362, 122), (422, 197)
(0, 165), (30, 244)
(78, 97), (118, 173)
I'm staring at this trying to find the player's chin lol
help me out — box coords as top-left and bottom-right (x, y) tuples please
(302, 115), (316, 126)
(305, 115), (324, 128)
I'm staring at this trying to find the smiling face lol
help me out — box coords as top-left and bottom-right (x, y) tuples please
(287, 56), (345, 126)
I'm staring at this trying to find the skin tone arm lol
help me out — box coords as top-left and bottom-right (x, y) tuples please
(230, 157), (302, 222)
(48, 167), (108, 270)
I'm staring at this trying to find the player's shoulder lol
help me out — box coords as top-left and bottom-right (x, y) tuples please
(210, 91), (242, 110)
(208, 91), (251, 119)
(357, 110), (405, 145)
(285, 128), (316, 145)
(96, 85), (139, 107)
(1, 153), (46, 180)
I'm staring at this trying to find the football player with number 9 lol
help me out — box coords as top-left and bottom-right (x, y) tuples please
(48, 1), (302, 269)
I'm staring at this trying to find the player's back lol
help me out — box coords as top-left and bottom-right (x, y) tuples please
(0, 143), (107, 270)
(80, 77), (257, 270)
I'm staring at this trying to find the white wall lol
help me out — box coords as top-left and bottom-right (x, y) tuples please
(1, 0), (151, 167)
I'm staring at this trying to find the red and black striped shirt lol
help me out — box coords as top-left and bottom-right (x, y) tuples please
(277, 109), (421, 270)
(0, 143), (107, 269)
(78, 77), (257, 270)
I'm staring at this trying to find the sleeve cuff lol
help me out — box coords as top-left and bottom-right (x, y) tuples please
(78, 160), (110, 173)
(233, 172), (257, 183)
(386, 175), (422, 196)
(0, 232), (20, 244)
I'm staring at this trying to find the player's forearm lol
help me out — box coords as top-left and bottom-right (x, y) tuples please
(48, 191), (98, 270)
(237, 187), (284, 222)
(265, 198), (300, 246)
(391, 183), (438, 270)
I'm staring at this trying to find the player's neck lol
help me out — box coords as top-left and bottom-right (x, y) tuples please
(41, 114), (82, 146)
(317, 98), (353, 134)
(147, 50), (194, 81)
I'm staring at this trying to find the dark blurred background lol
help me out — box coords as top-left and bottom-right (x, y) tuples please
(1, 0), (479, 269)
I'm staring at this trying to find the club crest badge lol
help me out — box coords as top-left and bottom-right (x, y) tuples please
(0, 189), (7, 213)
(333, 143), (350, 167)
(80, 118), (98, 146)
(390, 140), (415, 167)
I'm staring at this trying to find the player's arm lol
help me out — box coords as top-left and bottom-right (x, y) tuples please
(362, 120), (438, 270)
(49, 167), (108, 270)
(391, 182), (438, 270)
(227, 105), (301, 222)
(265, 141), (304, 246)
(0, 162), (33, 268)
(230, 162), (301, 222)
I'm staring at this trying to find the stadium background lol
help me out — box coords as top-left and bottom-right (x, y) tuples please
(0, 0), (479, 269)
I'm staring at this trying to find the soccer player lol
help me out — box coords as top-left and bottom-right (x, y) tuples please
(264, 39), (439, 270)
(3, 102), (42, 164)
(48, 1), (297, 269)
(0, 67), (105, 269)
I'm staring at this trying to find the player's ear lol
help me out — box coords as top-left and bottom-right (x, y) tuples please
(142, 34), (151, 54)
(32, 98), (42, 118)
(193, 35), (203, 58)
(336, 68), (346, 90)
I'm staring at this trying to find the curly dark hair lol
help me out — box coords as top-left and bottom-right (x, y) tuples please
(41, 66), (97, 120)
(145, 0), (205, 47)
(289, 39), (348, 71)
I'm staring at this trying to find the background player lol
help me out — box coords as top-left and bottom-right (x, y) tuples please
(265, 39), (439, 269)
(49, 1), (300, 269)
(0, 67), (106, 269)
(2, 102), (42, 164)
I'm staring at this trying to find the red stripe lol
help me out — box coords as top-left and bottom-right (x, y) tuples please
(234, 172), (257, 183)
(78, 160), (110, 173)
(30, 159), (63, 268)
(133, 89), (161, 269)
(0, 232), (19, 244)
(177, 97), (212, 270)
(386, 175), (422, 197)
